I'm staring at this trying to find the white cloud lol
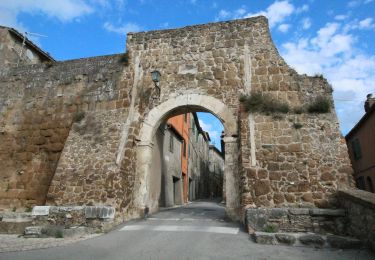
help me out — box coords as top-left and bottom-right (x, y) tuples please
(335, 14), (348, 21)
(278, 23), (290, 33)
(0, 0), (93, 31)
(199, 119), (220, 145)
(364, 0), (374, 3)
(359, 17), (374, 28)
(281, 21), (375, 134)
(302, 17), (311, 29)
(217, 9), (230, 20)
(296, 4), (309, 13)
(245, 0), (295, 27)
(103, 22), (142, 35)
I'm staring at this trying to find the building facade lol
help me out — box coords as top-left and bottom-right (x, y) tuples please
(167, 114), (190, 203)
(346, 94), (375, 193)
(188, 113), (210, 200)
(208, 145), (224, 199)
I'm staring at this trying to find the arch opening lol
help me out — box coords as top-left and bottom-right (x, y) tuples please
(135, 94), (240, 220)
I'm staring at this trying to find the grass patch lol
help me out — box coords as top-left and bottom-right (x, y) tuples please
(263, 224), (279, 233)
(55, 230), (64, 238)
(307, 96), (331, 113)
(25, 206), (32, 212)
(119, 52), (129, 66)
(12, 207), (16, 212)
(240, 93), (289, 114)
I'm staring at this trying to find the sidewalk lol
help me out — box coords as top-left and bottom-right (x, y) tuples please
(0, 233), (99, 253)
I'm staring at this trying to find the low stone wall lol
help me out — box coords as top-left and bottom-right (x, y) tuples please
(337, 189), (375, 251)
(246, 207), (346, 235)
(25, 206), (116, 237)
(0, 212), (32, 234)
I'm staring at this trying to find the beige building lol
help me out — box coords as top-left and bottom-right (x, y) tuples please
(0, 26), (54, 67)
(188, 113), (210, 200)
(208, 145), (224, 198)
(346, 94), (375, 193)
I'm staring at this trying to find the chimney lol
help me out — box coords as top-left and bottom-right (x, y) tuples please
(364, 93), (375, 112)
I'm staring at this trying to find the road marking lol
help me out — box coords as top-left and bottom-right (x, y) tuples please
(119, 225), (239, 234)
(147, 218), (222, 222)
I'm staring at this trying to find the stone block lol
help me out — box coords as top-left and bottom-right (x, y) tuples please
(288, 208), (309, 215)
(309, 208), (345, 216)
(85, 206), (115, 219)
(253, 232), (275, 244)
(326, 235), (362, 249)
(24, 226), (44, 238)
(299, 234), (325, 247)
(32, 206), (50, 216)
(275, 233), (296, 245)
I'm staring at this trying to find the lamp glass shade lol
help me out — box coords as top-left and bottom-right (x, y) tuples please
(151, 70), (161, 82)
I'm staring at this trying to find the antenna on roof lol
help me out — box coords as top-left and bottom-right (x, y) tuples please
(16, 31), (48, 67)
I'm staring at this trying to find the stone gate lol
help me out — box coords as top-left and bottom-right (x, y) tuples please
(0, 16), (354, 223)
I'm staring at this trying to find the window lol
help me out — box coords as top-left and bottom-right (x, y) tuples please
(184, 113), (187, 122)
(169, 134), (174, 152)
(356, 176), (365, 190)
(352, 138), (362, 160)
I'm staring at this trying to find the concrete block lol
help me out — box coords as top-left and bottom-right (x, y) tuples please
(309, 208), (345, 216)
(24, 226), (44, 237)
(299, 234), (325, 247)
(275, 233), (296, 245)
(288, 208), (310, 215)
(32, 206), (50, 216)
(85, 206), (115, 219)
(253, 232), (275, 245)
(327, 235), (362, 249)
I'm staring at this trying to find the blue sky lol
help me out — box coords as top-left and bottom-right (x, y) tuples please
(1, 0), (374, 149)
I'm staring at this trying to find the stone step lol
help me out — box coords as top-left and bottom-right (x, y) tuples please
(0, 212), (33, 234)
(253, 232), (363, 249)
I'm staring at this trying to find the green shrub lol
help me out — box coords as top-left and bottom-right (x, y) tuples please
(240, 93), (289, 114)
(55, 230), (64, 238)
(293, 107), (304, 114)
(293, 123), (303, 129)
(25, 206), (32, 212)
(307, 96), (331, 113)
(73, 111), (85, 123)
(263, 224), (278, 233)
(119, 52), (129, 65)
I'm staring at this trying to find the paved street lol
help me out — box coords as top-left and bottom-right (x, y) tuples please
(0, 200), (374, 260)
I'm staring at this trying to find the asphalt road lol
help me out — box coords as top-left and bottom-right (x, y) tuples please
(0, 200), (374, 260)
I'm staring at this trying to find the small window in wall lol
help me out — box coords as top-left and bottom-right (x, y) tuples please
(169, 134), (174, 152)
(352, 138), (362, 160)
(356, 176), (365, 190)
(184, 113), (188, 122)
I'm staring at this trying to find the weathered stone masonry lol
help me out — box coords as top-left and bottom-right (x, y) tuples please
(0, 16), (354, 222)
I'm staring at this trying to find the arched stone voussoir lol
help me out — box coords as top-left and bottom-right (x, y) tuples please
(138, 94), (238, 143)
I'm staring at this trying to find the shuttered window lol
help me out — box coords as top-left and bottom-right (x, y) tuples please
(352, 138), (362, 160)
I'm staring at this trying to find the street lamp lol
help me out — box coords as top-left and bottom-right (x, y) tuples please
(151, 70), (161, 98)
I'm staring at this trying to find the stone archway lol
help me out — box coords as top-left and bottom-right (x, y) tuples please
(135, 94), (240, 220)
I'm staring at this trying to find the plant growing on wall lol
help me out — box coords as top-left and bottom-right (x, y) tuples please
(239, 93), (289, 114)
(307, 96), (331, 113)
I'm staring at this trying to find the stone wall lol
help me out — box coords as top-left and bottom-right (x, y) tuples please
(338, 189), (375, 251)
(0, 16), (354, 223)
(0, 54), (131, 211)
